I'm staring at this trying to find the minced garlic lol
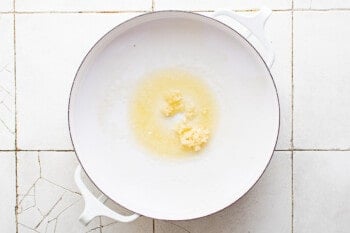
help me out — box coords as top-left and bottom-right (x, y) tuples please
(162, 90), (210, 152)
(161, 90), (184, 117)
(130, 68), (216, 157)
(175, 123), (210, 151)
(184, 105), (196, 121)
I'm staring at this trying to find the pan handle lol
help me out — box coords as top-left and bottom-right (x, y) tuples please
(213, 7), (275, 68)
(74, 166), (140, 225)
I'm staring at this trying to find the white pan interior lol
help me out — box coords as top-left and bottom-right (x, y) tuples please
(69, 11), (279, 220)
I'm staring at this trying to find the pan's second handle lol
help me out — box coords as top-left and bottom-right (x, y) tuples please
(213, 7), (275, 68)
(74, 166), (140, 226)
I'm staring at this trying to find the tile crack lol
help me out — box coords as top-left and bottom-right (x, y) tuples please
(0, 100), (12, 112)
(42, 177), (81, 195)
(18, 222), (40, 233)
(0, 117), (14, 134)
(0, 83), (11, 95)
(168, 222), (191, 233)
(18, 177), (40, 207)
(34, 195), (63, 229)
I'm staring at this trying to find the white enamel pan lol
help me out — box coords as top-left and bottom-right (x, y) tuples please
(69, 7), (280, 225)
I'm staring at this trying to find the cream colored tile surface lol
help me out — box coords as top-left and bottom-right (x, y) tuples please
(294, 0), (350, 9)
(156, 152), (291, 233)
(0, 0), (13, 11)
(0, 14), (15, 149)
(17, 152), (101, 233)
(294, 12), (350, 149)
(294, 151), (350, 233)
(16, 13), (139, 150)
(154, 0), (291, 10)
(16, 0), (151, 12)
(0, 152), (16, 233)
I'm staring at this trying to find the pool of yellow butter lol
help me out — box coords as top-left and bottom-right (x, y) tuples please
(129, 68), (217, 157)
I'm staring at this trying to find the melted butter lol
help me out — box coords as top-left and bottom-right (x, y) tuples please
(129, 68), (217, 157)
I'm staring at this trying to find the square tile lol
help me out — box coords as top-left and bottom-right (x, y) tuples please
(294, 151), (350, 233)
(17, 151), (101, 232)
(0, 14), (15, 150)
(294, 0), (350, 9)
(0, 152), (16, 233)
(156, 151), (291, 233)
(16, 0), (151, 12)
(17, 151), (153, 232)
(294, 12), (350, 149)
(16, 13), (139, 150)
(154, 0), (291, 10)
(0, 0), (13, 11)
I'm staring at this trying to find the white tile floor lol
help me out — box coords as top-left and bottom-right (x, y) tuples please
(1, 0), (350, 232)
(294, 151), (350, 233)
(15, 0), (151, 12)
(154, 0), (291, 11)
(294, 0), (350, 9)
(294, 11), (350, 150)
(0, 14), (15, 150)
(0, 152), (16, 232)
(0, 0), (13, 12)
(17, 152), (101, 232)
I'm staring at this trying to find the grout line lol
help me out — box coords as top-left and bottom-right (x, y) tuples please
(99, 216), (102, 233)
(13, 0), (17, 154)
(3, 9), (292, 14)
(13, 10), (149, 14)
(2, 149), (350, 152)
(291, 17), (295, 152)
(291, 150), (294, 233)
(5, 150), (292, 152)
(153, 219), (155, 233)
(3, 8), (350, 14)
(235, 9), (291, 12)
(291, 0), (294, 231)
(190, 9), (292, 12)
(293, 148), (350, 151)
(13, 0), (19, 229)
(15, 149), (75, 152)
(15, 151), (18, 233)
(294, 8), (350, 11)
